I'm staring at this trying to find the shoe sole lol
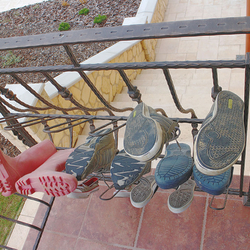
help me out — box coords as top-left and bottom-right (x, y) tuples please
(193, 165), (233, 195)
(167, 179), (196, 214)
(67, 186), (99, 199)
(124, 102), (163, 162)
(15, 171), (77, 197)
(0, 162), (20, 196)
(111, 152), (151, 190)
(155, 143), (193, 189)
(130, 176), (158, 208)
(194, 90), (245, 175)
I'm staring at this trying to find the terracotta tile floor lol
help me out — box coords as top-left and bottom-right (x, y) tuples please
(22, 173), (250, 250)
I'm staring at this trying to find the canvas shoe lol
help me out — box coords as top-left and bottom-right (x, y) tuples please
(194, 90), (245, 175)
(168, 179), (196, 213)
(65, 128), (117, 180)
(124, 102), (179, 162)
(67, 177), (99, 199)
(130, 175), (158, 208)
(155, 143), (193, 189)
(193, 165), (233, 196)
(110, 149), (151, 191)
(0, 139), (57, 197)
(15, 149), (77, 197)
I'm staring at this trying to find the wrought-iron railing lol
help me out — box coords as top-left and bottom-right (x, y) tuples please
(0, 16), (250, 249)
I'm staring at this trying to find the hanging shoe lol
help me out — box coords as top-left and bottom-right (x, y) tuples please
(193, 165), (233, 195)
(110, 149), (151, 191)
(15, 148), (77, 197)
(130, 175), (158, 208)
(167, 179), (196, 214)
(155, 143), (193, 189)
(65, 128), (117, 180)
(124, 102), (179, 162)
(0, 139), (57, 197)
(194, 90), (245, 175)
(67, 177), (99, 199)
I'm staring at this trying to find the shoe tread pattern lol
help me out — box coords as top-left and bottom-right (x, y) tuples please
(124, 103), (158, 156)
(155, 143), (193, 189)
(196, 91), (245, 173)
(193, 165), (232, 195)
(16, 175), (74, 197)
(111, 153), (148, 190)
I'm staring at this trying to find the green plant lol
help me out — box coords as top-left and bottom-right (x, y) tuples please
(0, 51), (22, 67)
(58, 22), (71, 31)
(79, 8), (89, 15)
(93, 14), (107, 24)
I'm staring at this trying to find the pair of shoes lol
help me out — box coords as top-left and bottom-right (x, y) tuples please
(67, 177), (99, 199)
(194, 90), (245, 176)
(0, 139), (77, 197)
(124, 102), (179, 162)
(65, 128), (117, 181)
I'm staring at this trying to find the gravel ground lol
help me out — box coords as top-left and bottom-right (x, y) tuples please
(0, 0), (141, 86)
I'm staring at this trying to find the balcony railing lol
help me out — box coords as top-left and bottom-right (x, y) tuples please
(0, 16), (250, 250)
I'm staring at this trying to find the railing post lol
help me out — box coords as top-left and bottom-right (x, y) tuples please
(246, 0), (250, 53)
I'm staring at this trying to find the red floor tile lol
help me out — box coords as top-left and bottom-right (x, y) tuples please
(75, 238), (130, 250)
(37, 231), (77, 250)
(136, 192), (206, 250)
(44, 195), (90, 236)
(79, 185), (142, 247)
(203, 198), (250, 250)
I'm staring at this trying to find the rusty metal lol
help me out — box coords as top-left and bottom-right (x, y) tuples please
(163, 68), (197, 118)
(1, 17), (250, 51)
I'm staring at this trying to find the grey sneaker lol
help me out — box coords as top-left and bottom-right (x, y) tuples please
(168, 179), (196, 214)
(124, 102), (179, 162)
(194, 90), (245, 175)
(130, 175), (158, 208)
(66, 128), (117, 180)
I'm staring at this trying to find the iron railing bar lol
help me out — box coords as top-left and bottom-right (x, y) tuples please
(163, 68), (197, 118)
(118, 69), (141, 103)
(211, 67), (222, 100)
(6, 112), (205, 123)
(77, 70), (133, 112)
(4, 117), (57, 130)
(0, 215), (42, 231)
(1, 17), (250, 51)
(0, 60), (246, 75)
(42, 72), (114, 116)
(63, 45), (80, 67)
(0, 102), (37, 147)
(9, 73), (87, 114)
(0, 244), (17, 250)
(14, 193), (52, 206)
(43, 117), (93, 134)
(240, 53), (250, 197)
(33, 197), (55, 250)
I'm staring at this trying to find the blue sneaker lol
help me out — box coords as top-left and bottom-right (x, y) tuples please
(124, 102), (179, 162)
(193, 165), (233, 195)
(194, 90), (245, 176)
(155, 143), (193, 189)
(66, 128), (116, 180)
(110, 150), (151, 190)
